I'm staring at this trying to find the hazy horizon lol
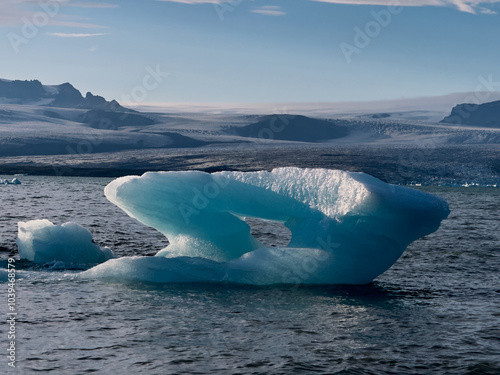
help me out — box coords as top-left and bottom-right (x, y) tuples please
(2, 0), (500, 105)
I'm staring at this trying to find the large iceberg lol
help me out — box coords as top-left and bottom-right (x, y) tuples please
(84, 168), (449, 284)
(17, 220), (114, 265)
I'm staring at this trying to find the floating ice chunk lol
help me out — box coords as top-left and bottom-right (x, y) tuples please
(101, 168), (449, 284)
(17, 220), (114, 265)
(0, 178), (21, 185)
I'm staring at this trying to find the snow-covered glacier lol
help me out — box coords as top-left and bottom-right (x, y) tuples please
(82, 168), (449, 284)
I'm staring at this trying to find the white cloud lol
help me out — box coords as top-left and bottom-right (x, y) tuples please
(251, 5), (286, 16)
(312, 0), (500, 14)
(69, 2), (119, 8)
(153, 0), (500, 13)
(479, 6), (498, 12)
(0, 0), (116, 27)
(46, 32), (107, 37)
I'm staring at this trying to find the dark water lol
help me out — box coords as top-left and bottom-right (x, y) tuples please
(1, 176), (499, 374)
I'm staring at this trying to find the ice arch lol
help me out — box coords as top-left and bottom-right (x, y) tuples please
(103, 168), (449, 284)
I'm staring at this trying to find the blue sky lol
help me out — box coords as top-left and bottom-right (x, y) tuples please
(1, 0), (500, 104)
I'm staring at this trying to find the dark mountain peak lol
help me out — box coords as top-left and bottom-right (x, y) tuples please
(56, 82), (81, 96)
(106, 99), (130, 112)
(51, 83), (84, 107)
(83, 91), (107, 108)
(441, 100), (500, 128)
(0, 77), (131, 112)
(0, 79), (46, 101)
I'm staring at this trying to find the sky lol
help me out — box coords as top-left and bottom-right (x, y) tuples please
(1, 0), (500, 105)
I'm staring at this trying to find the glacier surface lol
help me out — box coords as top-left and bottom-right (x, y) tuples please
(17, 219), (114, 265)
(84, 168), (450, 285)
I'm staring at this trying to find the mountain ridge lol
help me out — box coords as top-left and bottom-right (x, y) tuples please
(441, 99), (500, 128)
(0, 79), (130, 112)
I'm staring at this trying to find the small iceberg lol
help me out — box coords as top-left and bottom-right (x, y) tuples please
(83, 167), (450, 285)
(17, 220), (114, 265)
(1, 178), (21, 185)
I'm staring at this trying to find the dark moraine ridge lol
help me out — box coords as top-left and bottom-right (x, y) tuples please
(229, 115), (350, 142)
(441, 99), (500, 128)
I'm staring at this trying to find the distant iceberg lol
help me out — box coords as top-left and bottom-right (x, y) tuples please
(17, 220), (114, 265)
(1, 178), (21, 185)
(83, 168), (450, 285)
